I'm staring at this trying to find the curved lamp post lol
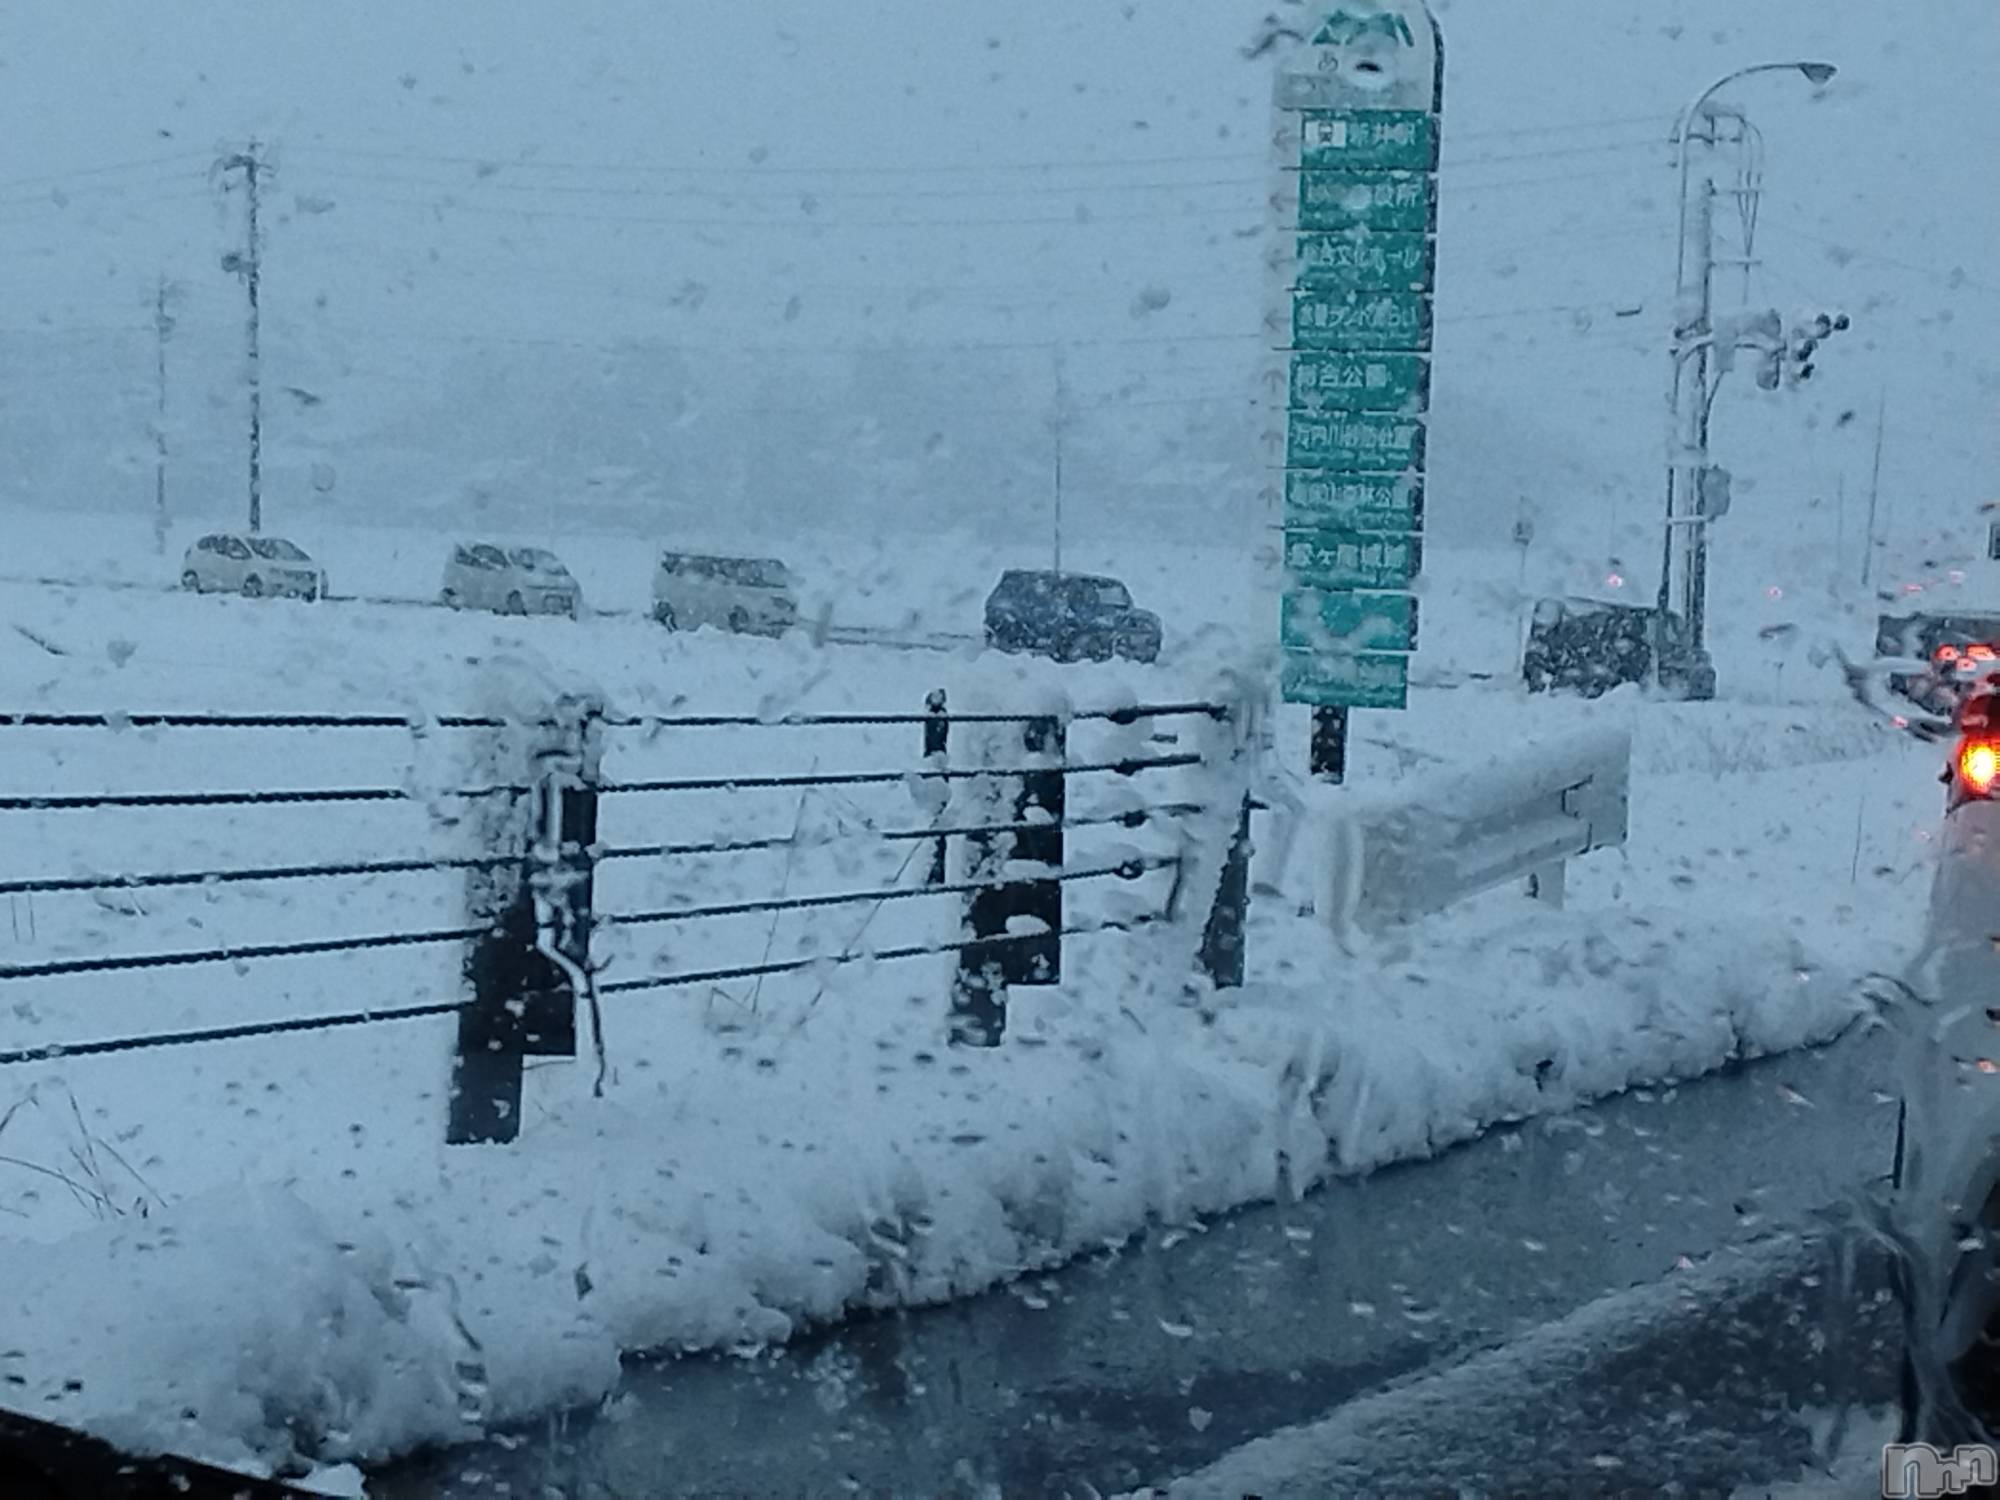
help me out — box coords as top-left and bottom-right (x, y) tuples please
(1673, 62), (1836, 290)
(1658, 60), (1837, 699)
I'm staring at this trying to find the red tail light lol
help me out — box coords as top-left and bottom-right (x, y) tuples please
(1961, 738), (2000, 798)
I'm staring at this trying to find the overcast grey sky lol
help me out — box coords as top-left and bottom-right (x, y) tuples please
(0, 1), (1990, 562)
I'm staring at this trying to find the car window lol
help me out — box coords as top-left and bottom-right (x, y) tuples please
(471, 545), (508, 568)
(509, 548), (565, 572)
(248, 538), (308, 561)
(223, 537), (252, 560)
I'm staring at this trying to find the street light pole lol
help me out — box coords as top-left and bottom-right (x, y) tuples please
(1658, 61), (1835, 701)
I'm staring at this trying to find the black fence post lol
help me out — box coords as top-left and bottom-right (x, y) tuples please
(1198, 794), (1253, 990)
(950, 711), (1067, 1046)
(924, 689), (949, 886)
(1311, 704), (1349, 784)
(1012, 714), (1065, 985)
(447, 704), (597, 1146)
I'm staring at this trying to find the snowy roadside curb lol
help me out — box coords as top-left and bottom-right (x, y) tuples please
(0, 906), (1864, 1477)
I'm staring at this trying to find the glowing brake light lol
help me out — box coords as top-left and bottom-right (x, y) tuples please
(1961, 739), (2000, 797)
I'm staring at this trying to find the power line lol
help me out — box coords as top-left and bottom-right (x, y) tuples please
(1761, 219), (2000, 300)
(0, 150), (208, 198)
(295, 115), (1668, 180)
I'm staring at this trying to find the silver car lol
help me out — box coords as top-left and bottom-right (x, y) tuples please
(441, 543), (581, 618)
(181, 532), (325, 600)
(652, 552), (798, 637)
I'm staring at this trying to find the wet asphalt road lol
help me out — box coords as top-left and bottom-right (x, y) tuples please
(367, 1023), (1901, 1499)
(1167, 1229), (1903, 1498)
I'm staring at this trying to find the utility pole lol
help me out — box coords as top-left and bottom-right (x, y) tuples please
(151, 276), (179, 556)
(1659, 159), (1716, 697)
(1050, 349), (1067, 575)
(1862, 388), (1886, 592)
(1657, 62), (1838, 701)
(217, 141), (265, 534)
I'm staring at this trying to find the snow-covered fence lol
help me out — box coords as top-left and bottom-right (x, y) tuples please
(1325, 727), (1630, 936)
(0, 693), (1233, 1139)
(449, 687), (605, 1145)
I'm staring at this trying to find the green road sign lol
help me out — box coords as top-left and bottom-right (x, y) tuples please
(1290, 352), (1430, 413)
(1287, 410), (1426, 470)
(1299, 110), (1435, 172)
(1283, 473), (1424, 533)
(1282, 649), (1410, 710)
(1297, 171), (1434, 233)
(1284, 529), (1423, 591)
(1281, 589), (1418, 653)
(1292, 288), (1431, 352)
(1293, 231), (1433, 292)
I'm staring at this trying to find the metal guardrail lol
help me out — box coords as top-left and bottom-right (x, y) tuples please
(1324, 727), (1631, 935)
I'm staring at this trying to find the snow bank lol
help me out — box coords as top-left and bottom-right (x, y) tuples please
(0, 902), (1861, 1475)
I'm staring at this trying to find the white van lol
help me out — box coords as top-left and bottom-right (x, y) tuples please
(652, 551), (798, 637)
(441, 543), (581, 618)
(181, 532), (325, 601)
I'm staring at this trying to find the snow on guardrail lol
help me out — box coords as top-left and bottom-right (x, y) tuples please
(1323, 726), (1630, 939)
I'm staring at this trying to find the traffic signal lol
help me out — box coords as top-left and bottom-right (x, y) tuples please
(1954, 687), (2000, 801)
(1786, 311), (1850, 386)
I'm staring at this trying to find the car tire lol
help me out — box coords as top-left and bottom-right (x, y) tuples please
(442, 589), (460, 610)
(305, 584), (319, 603)
(242, 575), (263, 598)
(656, 603), (677, 631)
(505, 591), (526, 616)
(727, 607), (750, 635)
(181, 570), (200, 592)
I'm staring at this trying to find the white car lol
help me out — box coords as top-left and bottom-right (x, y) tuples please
(441, 543), (581, 618)
(652, 551), (798, 637)
(181, 532), (325, 600)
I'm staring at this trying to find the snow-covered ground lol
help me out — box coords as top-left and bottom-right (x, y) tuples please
(0, 496), (1923, 1477)
(0, 0), (1988, 1483)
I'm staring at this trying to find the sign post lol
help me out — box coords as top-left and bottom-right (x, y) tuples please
(1264, 1), (1443, 782)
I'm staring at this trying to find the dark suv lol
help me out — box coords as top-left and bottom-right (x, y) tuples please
(1522, 596), (1685, 698)
(983, 570), (1163, 664)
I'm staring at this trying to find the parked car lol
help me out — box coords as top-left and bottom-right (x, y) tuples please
(983, 569), (1162, 664)
(652, 551), (798, 636)
(441, 543), (581, 618)
(1876, 611), (2000, 717)
(180, 532), (324, 600)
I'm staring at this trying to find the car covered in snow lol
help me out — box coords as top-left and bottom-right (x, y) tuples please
(1876, 612), (2000, 718)
(1521, 596), (1684, 698)
(441, 543), (581, 618)
(181, 532), (325, 601)
(982, 569), (1163, 664)
(652, 551), (798, 636)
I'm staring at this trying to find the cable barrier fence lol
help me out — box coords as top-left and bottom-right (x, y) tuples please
(0, 682), (1256, 1144)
